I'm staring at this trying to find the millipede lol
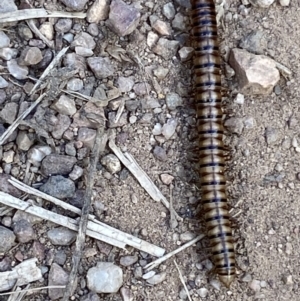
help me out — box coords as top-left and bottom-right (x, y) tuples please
(191, 0), (236, 287)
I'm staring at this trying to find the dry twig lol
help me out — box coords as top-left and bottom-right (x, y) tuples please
(29, 46), (69, 96)
(174, 260), (192, 301)
(0, 8), (86, 23)
(144, 234), (204, 272)
(0, 93), (46, 146)
(109, 139), (182, 221)
(62, 127), (106, 300)
(26, 20), (54, 48)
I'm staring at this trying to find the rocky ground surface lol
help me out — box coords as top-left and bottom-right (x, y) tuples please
(0, 0), (299, 300)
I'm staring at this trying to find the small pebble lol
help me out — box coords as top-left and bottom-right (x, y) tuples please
(197, 287), (208, 298)
(146, 272), (166, 285)
(249, 279), (261, 292)
(142, 270), (156, 279)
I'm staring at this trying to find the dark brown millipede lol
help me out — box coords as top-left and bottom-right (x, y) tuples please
(191, 0), (236, 287)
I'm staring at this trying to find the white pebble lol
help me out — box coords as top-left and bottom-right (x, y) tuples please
(234, 93), (244, 104)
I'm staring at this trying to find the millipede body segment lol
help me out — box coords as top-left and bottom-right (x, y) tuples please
(191, 0), (236, 287)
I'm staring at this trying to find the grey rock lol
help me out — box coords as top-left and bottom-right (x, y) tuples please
(142, 271), (156, 279)
(67, 78), (84, 91)
(108, 112), (128, 127)
(229, 48), (280, 95)
(117, 76), (134, 93)
(80, 292), (100, 301)
(120, 255), (138, 266)
(87, 23), (100, 36)
(0, 226), (15, 253)
(152, 19), (172, 36)
(162, 3), (176, 19)
(0, 89), (6, 104)
(0, 102), (18, 124)
(174, 0), (191, 8)
(0, 31), (10, 48)
(153, 66), (169, 80)
(180, 231), (196, 242)
(75, 46), (93, 57)
(153, 146), (167, 161)
(239, 31), (266, 55)
(120, 287), (133, 301)
(146, 272), (166, 285)
(161, 118), (177, 139)
(13, 210), (42, 225)
(87, 0), (109, 23)
(87, 57), (115, 78)
(59, 0), (89, 11)
(153, 38), (179, 60)
(125, 99), (140, 111)
(87, 262), (123, 293)
(33, 49), (53, 70)
(69, 165), (83, 181)
(69, 189), (85, 208)
(141, 97), (160, 109)
(77, 127), (96, 149)
(32, 241), (46, 261)
(19, 47), (43, 66)
(13, 219), (35, 243)
(40, 175), (75, 199)
(54, 250), (67, 265)
(101, 154), (121, 174)
(71, 32), (96, 50)
(27, 145), (52, 165)
(0, 0), (17, 13)
(133, 82), (151, 96)
(147, 31), (158, 48)
(0, 257), (12, 272)
(16, 131), (35, 151)
(65, 142), (77, 156)
(107, 0), (140, 37)
(63, 52), (87, 72)
(48, 263), (69, 300)
(197, 288), (208, 298)
(265, 127), (280, 145)
(178, 46), (194, 61)
(0, 76), (8, 88)
(41, 154), (77, 176)
(224, 117), (244, 135)
(39, 22), (54, 40)
(166, 92), (183, 110)
(51, 114), (71, 139)
(47, 227), (76, 246)
(0, 47), (18, 60)
(55, 18), (73, 33)
(172, 13), (186, 31)
(7, 59), (28, 80)
(52, 94), (76, 115)
(29, 39), (46, 48)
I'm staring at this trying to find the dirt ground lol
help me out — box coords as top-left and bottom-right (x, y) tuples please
(1, 0), (300, 300)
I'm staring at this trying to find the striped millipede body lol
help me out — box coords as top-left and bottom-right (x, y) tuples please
(191, 0), (236, 287)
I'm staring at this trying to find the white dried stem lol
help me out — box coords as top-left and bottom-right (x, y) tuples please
(29, 46), (69, 96)
(173, 260), (192, 301)
(0, 189), (165, 257)
(0, 9), (86, 23)
(144, 234), (205, 272)
(0, 258), (42, 292)
(109, 139), (182, 222)
(0, 93), (46, 146)
(26, 20), (54, 48)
